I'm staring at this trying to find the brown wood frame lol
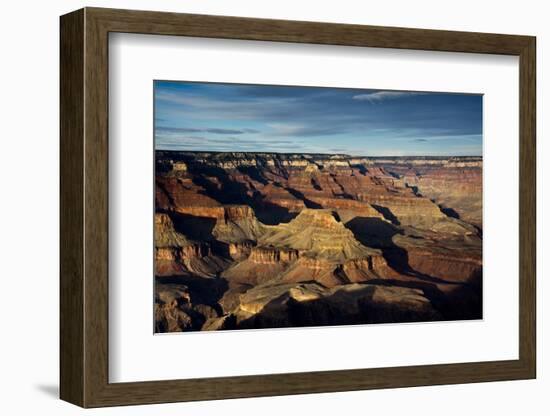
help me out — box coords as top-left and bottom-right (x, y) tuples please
(60, 7), (536, 408)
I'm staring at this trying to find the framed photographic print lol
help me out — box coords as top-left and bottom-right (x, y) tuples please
(60, 7), (536, 407)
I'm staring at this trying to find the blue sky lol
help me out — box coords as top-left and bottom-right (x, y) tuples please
(154, 80), (482, 156)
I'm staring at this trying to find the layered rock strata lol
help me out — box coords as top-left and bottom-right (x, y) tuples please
(154, 151), (483, 331)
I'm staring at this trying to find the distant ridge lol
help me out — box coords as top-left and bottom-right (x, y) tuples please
(156, 149), (482, 161)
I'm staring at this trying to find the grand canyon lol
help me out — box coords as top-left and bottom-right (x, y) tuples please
(154, 151), (482, 332)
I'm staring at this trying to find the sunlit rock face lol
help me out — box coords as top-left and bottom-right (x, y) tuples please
(154, 151), (483, 332)
(374, 157), (483, 229)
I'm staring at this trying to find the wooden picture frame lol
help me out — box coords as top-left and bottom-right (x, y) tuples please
(60, 7), (536, 408)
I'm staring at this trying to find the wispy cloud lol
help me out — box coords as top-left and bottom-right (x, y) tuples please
(352, 91), (424, 103)
(156, 126), (202, 133)
(156, 126), (257, 135)
(155, 134), (314, 153)
(266, 123), (346, 137)
(205, 128), (244, 135)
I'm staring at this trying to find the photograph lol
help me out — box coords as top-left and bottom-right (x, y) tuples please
(153, 81), (483, 332)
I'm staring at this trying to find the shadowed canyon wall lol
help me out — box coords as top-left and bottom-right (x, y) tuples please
(154, 151), (482, 332)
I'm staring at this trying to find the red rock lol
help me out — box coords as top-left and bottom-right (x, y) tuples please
(153, 152), (483, 332)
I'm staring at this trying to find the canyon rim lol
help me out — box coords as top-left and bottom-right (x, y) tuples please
(153, 81), (483, 333)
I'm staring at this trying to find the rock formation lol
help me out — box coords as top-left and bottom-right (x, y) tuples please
(154, 151), (483, 332)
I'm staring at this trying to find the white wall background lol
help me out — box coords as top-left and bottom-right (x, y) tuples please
(0, 0), (545, 414)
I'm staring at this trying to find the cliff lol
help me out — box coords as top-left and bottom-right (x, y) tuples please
(154, 151), (483, 332)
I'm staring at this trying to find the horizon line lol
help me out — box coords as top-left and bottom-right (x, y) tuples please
(155, 149), (482, 158)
